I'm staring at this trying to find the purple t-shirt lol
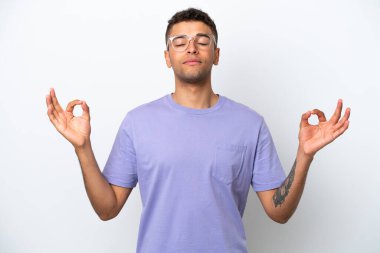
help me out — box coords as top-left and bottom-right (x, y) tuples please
(103, 93), (285, 253)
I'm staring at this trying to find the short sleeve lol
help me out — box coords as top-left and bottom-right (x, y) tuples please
(102, 112), (138, 188)
(251, 119), (286, 191)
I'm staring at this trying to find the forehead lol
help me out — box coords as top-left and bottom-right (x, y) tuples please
(169, 21), (212, 36)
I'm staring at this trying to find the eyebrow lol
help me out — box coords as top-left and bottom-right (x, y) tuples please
(170, 33), (210, 37)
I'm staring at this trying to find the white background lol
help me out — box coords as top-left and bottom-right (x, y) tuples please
(1, 0), (379, 252)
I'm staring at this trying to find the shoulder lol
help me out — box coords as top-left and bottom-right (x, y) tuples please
(222, 95), (264, 124)
(131, 95), (167, 113)
(120, 94), (168, 124)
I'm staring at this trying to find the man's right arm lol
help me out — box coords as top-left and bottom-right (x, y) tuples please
(75, 142), (133, 220)
(46, 88), (132, 220)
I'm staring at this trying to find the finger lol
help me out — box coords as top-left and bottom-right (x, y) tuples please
(66, 99), (82, 114)
(46, 96), (56, 119)
(50, 88), (64, 113)
(46, 98), (60, 125)
(311, 109), (327, 122)
(329, 99), (343, 124)
(333, 107), (351, 131)
(46, 94), (63, 124)
(45, 94), (51, 107)
(300, 111), (311, 128)
(47, 105), (58, 124)
(81, 101), (90, 120)
(333, 120), (350, 139)
(51, 104), (63, 124)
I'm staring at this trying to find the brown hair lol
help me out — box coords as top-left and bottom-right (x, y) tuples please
(165, 8), (218, 48)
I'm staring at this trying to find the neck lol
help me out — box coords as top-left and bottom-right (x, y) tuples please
(172, 77), (218, 109)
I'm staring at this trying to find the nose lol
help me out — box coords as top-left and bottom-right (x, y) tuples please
(187, 38), (198, 54)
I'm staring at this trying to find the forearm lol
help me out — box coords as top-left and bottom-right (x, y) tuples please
(269, 148), (313, 223)
(74, 142), (117, 219)
(262, 100), (350, 223)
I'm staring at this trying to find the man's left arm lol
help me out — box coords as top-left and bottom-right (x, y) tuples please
(257, 99), (351, 224)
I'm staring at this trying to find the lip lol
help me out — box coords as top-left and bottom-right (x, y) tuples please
(183, 59), (202, 65)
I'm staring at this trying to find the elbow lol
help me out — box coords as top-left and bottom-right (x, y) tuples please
(98, 213), (116, 221)
(97, 209), (118, 221)
(268, 212), (292, 224)
(98, 214), (113, 221)
(93, 202), (121, 221)
(273, 216), (290, 224)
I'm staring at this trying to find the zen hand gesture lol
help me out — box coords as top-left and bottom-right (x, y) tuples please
(46, 88), (91, 148)
(299, 99), (351, 157)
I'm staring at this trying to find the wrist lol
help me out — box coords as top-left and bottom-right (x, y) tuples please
(74, 139), (92, 154)
(297, 146), (314, 165)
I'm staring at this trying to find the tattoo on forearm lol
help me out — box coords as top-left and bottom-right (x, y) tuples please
(273, 160), (297, 207)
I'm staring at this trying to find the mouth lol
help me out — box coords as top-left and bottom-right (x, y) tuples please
(183, 59), (202, 65)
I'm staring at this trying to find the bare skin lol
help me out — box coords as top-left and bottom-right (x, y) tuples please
(257, 101), (350, 223)
(46, 88), (132, 220)
(164, 21), (220, 109)
(46, 20), (351, 223)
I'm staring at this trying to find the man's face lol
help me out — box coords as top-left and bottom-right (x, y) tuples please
(164, 21), (220, 85)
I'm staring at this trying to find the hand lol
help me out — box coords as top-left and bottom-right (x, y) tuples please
(298, 99), (350, 158)
(46, 88), (91, 148)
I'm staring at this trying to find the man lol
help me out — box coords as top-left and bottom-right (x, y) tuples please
(46, 8), (350, 253)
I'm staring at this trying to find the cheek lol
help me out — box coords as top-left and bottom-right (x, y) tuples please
(168, 53), (178, 65)
(170, 55), (185, 70)
(205, 53), (215, 66)
(169, 58), (179, 69)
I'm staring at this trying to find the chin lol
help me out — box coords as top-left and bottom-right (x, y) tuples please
(181, 76), (207, 85)
(177, 71), (211, 84)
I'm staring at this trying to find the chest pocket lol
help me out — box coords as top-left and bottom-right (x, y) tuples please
(211, 144), (247, 184)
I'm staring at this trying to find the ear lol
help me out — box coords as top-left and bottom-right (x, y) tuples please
(164, 50), (172, 68)
(213, 47), (220, 65)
